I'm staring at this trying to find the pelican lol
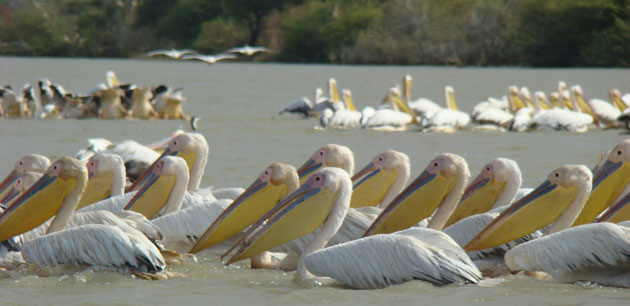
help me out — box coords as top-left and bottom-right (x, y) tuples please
(571, 85), (601, 127)
(588, 89), (623, 128)
(361, 87), (418, 130)
(0, 154), (50, 201)
(364, 153), (470, 235)
(158, 89), (189, 120)
(223, 168), (481, 289)
(461, 166), (630, 287)
(571, 139), (630, 225)
(225, 45), (270, 56)
(423, 86), (471, 132)
(181, 53), (237, 64)
(188, 163), (298, 254)
(146, 49), (196, 59)
(0, 157), (166, 276)
(0, 172), (42, 205)
(350, 150), (410, 209)
(129, 87), (158, 119)
(531, 91), (594, 132)
(280, 88), (326, 117)
(76, 154), (126, 210)
(403, 75), (442, 119)
(296, 144), (354, 185)
(444, 158), (522, 227)
(471, 96), (513, 130)
(318, 89), (363, 129)
(94, 87), (128, 119)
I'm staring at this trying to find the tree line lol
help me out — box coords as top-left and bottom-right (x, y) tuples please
(0, 0), (628, 67)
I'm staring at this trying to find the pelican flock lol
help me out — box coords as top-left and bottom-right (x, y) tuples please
(3, 127), (630, 291)
(280, 76), (630, 133)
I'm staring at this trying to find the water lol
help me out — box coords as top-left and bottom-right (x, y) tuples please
(1, 56), (629, 304)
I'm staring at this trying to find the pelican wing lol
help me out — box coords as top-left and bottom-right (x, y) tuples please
(305, 228), (481, 289)
(21, 224), (165, 273)
(505, 222), (630, 279)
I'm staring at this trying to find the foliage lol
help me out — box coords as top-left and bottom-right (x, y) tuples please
(0, 0), (629, 66)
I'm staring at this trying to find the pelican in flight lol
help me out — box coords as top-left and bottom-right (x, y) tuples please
(0, 157), (166, 276)
(181, 53), (237, 64)
(146, 49), (196, 59)
(460, 165), (630, 287)
(223, 168), (481, 289)
(226, 45), (270, 56)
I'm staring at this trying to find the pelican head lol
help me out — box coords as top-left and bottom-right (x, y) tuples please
(0, 157), (88, 240)
(328, 78), (340, 102)
(444, 86), (458, 110)
(549, 92), (561, 109)
(124, 155), (189, 219)
(77, 153), (125, 209)
(445, 158), (522, 227)
(297, 144), (354, 184)
(572, 139), (630, 226)
(609, 89), (626, 111)
(0, 172), (42, 205)
(403, 75), (412, 103)
(534, 91), (551, 110)
(364, 153), (469, 236)
(224, 167), (351, 265)
(190, 163), (298, 253)
(465, 165), (592, 252)
(359, 107), (376, 126)
(507, 86), (527, 112)
(0, 154), (50, 201)
(129, 132), (208, 192)
(342, 89), (357, 111)
(350, 150), (410, 208)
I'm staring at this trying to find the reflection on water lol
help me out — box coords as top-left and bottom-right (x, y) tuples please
(0, 57), (629, 304)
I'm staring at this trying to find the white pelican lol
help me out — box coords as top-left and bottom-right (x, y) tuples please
(350, 150), (410, 209)
(181, 53), (237, 64)
(318, 89), (363, 129)
(423, 86), (471, 132)
(364, 153), (470, 235)
(471, 96), (513, 130)
(146, 49), (196, 59)
(129, 87), (158, 119)
(223, 168), (481, 289)
(76, 153), (126, 210)
(531, 91), (594, 132)
(225, 45), (270, 56)
(403, 75), (442, 119)
(571, 85), (601, 127)
(187, 163), (298, 254)
(361, 87), (418, 130)
(0, 154), (50, 201)
(0, 157), (166, 276)
(460, 165), (630, 287)
(280, 88), (326, 117)
(571, 139), (630, 225)
(444, 158), (522, 228)
(588, 89), (623, 128)
(94, 87), (128, 119)
(296, 143), (355, 184)
(0, 172), (42, 205)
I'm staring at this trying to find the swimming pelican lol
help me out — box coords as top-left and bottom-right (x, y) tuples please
(181, 53), (237, 64)
(531, 91), (594, 132)
(280, 88), (326, 117)
(129, 87), (158, 119)
(571, 85), (601, 127)
(223, 167), (481, 289)
(76, 154), (126, 210)
(402, 75), (442, 120)
(226, 45), (270, 56)
(94, 87), (129, 119)
(0, 154), (50, 201)
(444, 158), (522, 227)
(471, 96), (513, 130)
(364, 153), (470, 235)
(350, 150), (410, 209)
(188, 163), (298, 254)
(588, 89), (623, 128)
(0, 157), (166, 276)
(318, 89), (363, 129)
(146, 49), (196, 59)
(461, 165), (630, 287)
(571, 139), (630, 225)
(423, 87), (471, 132)
(296, 144), (354, 185)
(361, 87), (418, 130)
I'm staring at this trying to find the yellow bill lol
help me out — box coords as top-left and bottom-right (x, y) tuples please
(444, 176), (507, 227)
(76, 171), (113, 209)
(350, 163), (398, 208)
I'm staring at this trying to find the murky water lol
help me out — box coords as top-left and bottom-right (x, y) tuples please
(1, 56), (629, 305)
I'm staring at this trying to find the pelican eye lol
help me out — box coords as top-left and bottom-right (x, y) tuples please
(617, 150), (622, 155)
(378, 157), (384, 162)
(315, 176), (321, 182)
(486, 167), (491, 172)
(433, 162), (439, 167)
(319, 151), (324, 156)
(265, 170), (269, 175)
(19, 161), (23, 166)
(554, 173), (559, 178)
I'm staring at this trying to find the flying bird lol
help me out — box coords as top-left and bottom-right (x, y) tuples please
(181, 53), (237, 64)
(145, 49), (197, 59)
(226, 45), (270, 56)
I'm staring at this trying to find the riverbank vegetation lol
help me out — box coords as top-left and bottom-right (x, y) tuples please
(0, 0), (628, 66)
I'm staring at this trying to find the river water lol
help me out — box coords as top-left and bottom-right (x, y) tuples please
(0, 56), (629, 305)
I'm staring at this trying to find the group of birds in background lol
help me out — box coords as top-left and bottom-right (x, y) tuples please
(2, 130), (630, 289)
(145, 45), (270, 65)
(0, 71), (189, 120)
(281, 76), (630, 133)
